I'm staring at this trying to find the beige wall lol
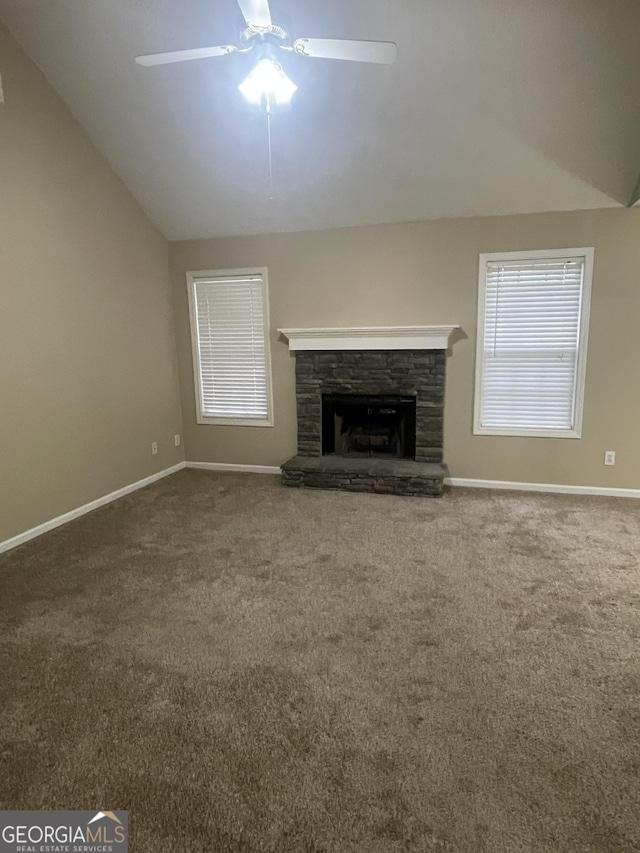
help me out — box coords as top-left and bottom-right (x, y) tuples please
(0, 24), (183, 543)
(170, 207), (640, 489)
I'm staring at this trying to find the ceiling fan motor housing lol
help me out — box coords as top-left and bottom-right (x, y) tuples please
(238, 5), (291, 48)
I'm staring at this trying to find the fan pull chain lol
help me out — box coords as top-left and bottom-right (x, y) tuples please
(266, 102), (274, 200)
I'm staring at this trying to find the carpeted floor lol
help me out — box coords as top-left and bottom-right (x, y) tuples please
(1, 470), (639, 852)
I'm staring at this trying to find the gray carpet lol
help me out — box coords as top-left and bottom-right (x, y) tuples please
(1, 470), (639, 852)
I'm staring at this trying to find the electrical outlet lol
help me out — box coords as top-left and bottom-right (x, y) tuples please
(151, 441), (158, 456)
(174, 434), (181, 447)
(604, 450), (615, 466)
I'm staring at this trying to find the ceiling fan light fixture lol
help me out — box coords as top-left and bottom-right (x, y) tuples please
(238, 57), (297, 107)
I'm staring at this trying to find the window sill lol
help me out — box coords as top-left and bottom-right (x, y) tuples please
(473, 426), (581, 439)
(197, 416), (274, 427)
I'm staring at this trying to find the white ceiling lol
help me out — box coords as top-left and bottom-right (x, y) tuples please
(2, 0), (640, 240)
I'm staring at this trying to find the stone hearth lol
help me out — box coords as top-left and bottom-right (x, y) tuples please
(281, 456), (445, 497)
(278, 326), (457, 498)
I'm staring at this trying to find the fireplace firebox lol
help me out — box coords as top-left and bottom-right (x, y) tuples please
(322, 394), (416, 459)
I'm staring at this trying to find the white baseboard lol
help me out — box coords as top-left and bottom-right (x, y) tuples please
(0, 462), (186, 556)
(186, 464), (640, 497)
(185, 461), (281, 475)
(5, 464), (633, 557)
(445, 477), (640, 499)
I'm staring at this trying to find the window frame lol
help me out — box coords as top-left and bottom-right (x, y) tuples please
(186, 267), (274, 427)
(473, 247), (594, 439)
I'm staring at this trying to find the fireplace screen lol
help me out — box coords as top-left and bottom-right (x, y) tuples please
(322, 394), (417, 459)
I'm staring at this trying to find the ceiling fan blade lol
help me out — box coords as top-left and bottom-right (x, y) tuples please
(135, 45), (237, 67)
(236, 0), (272, 30)
(293, 38), (397, 65)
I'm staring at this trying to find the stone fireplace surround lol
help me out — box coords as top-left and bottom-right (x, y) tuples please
(278, 327), (458, 497)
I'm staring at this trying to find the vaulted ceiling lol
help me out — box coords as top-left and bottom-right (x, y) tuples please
(2, 0), (640, 239)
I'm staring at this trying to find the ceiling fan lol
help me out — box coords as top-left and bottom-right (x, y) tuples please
(135, 0), (397, 108)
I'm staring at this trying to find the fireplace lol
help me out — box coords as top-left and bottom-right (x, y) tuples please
(278, 326), (459, 497)
(322, 394), (416, 459)
(293, 349), (444, 463)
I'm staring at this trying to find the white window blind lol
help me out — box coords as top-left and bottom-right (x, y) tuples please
(187, 269), (273, 426)
(474, 249), (592, 438)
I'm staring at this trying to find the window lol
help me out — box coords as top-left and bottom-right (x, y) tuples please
(474, 248), (593, 438)
(187, 268), (273, 426)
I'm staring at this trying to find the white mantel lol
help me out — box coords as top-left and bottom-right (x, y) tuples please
(278, 325), (459, 351)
